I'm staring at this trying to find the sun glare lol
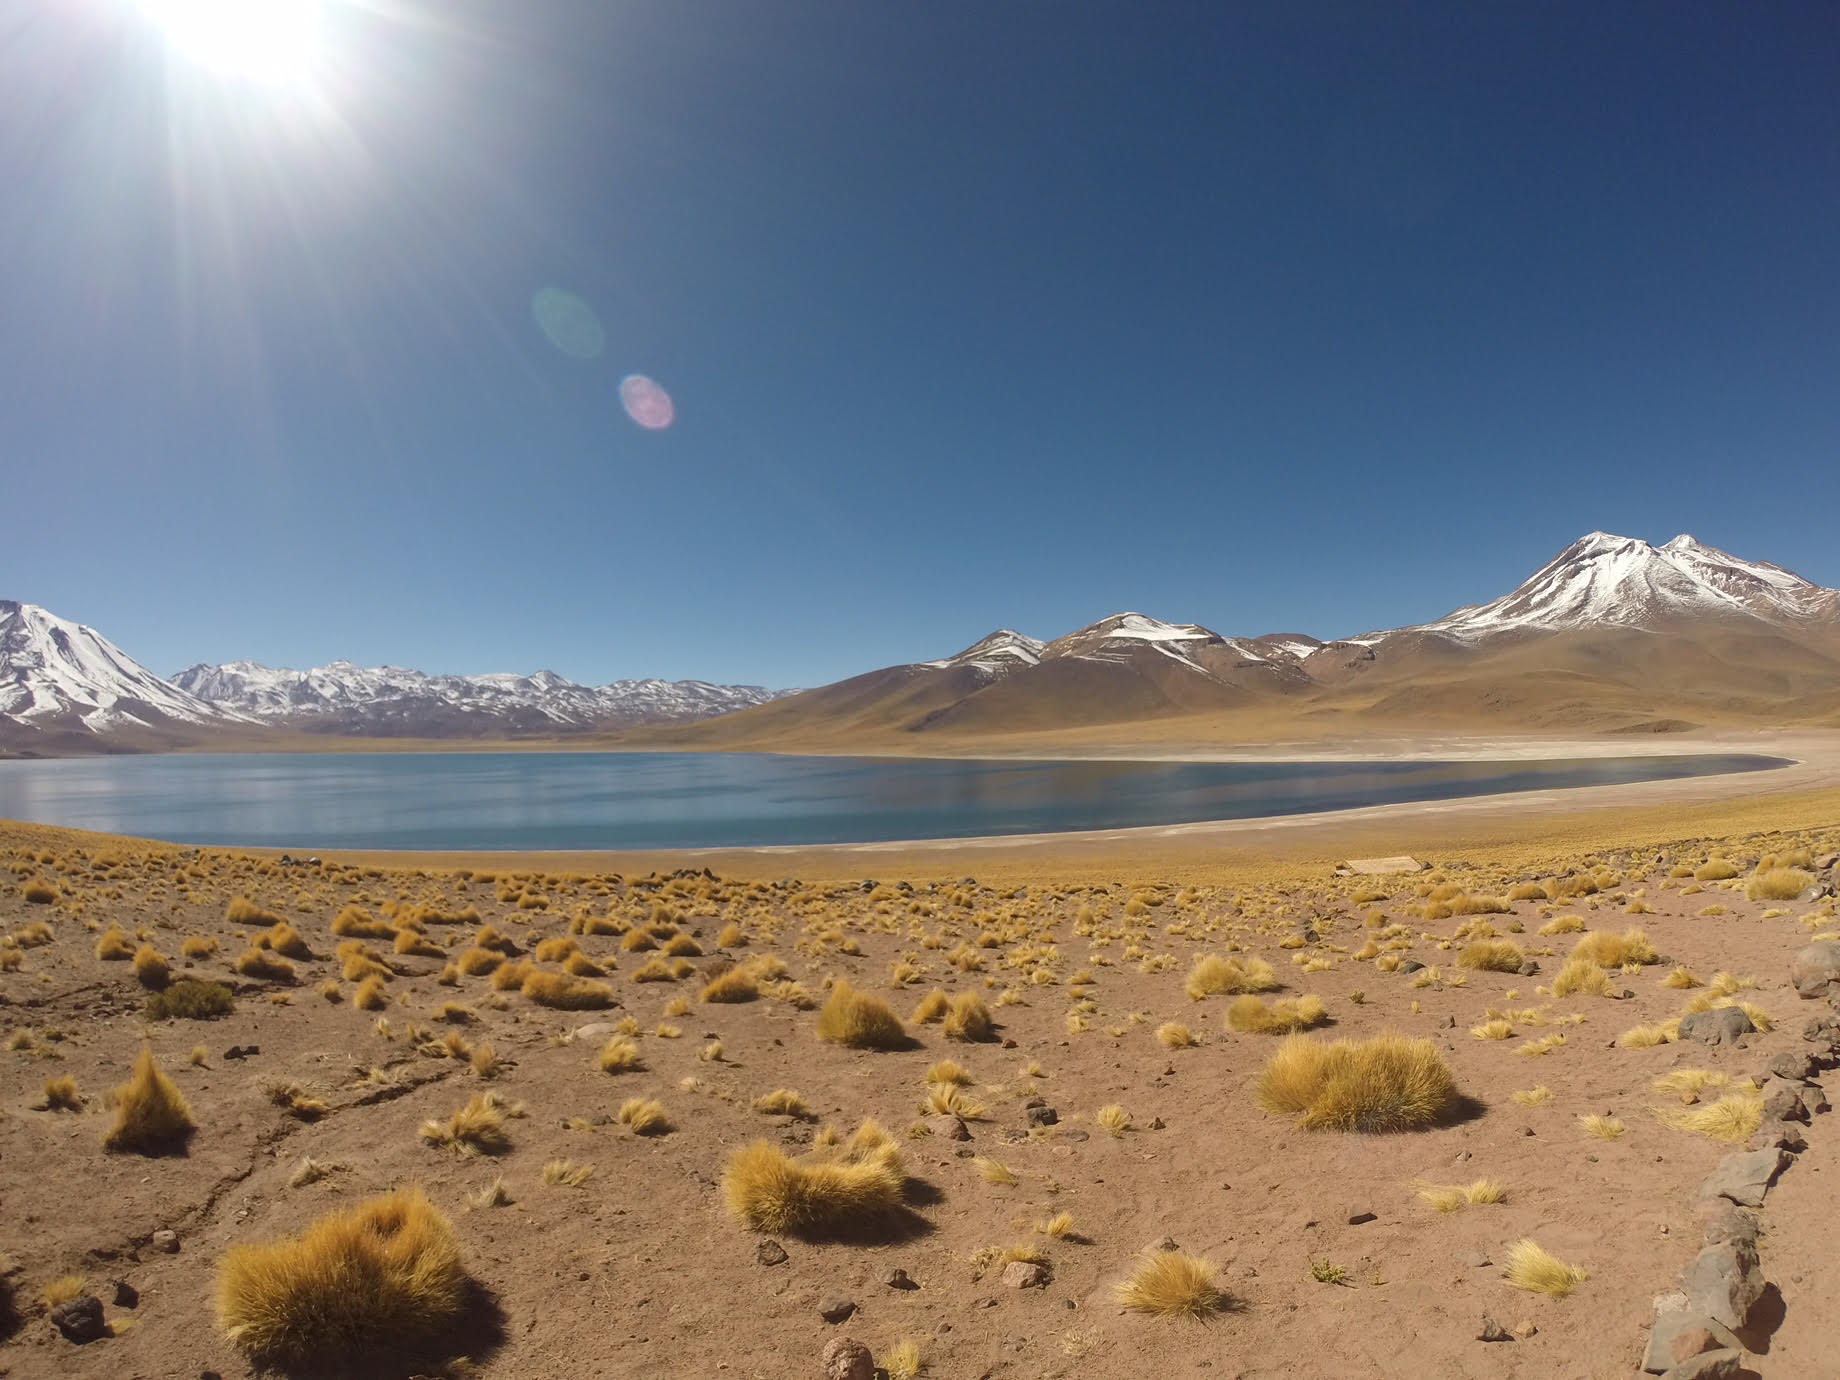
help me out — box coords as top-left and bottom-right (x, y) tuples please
(140, 0), (324, 82)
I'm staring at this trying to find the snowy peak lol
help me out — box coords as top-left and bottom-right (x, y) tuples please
(170, 659), (789, 733)
(1407, 532), (1840, 640)
(1, 601), (240, 732)
(923, 629), (1047, 677)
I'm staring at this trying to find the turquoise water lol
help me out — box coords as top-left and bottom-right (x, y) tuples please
(0, 751), (1786, 851)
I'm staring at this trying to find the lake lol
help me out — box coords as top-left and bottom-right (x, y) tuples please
(0, 751), (1787, 852)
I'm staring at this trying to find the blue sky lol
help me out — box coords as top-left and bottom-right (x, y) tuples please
(4, 1), (1837, 688)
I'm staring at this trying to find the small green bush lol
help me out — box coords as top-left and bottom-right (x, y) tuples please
(145, 979), (235, 1021)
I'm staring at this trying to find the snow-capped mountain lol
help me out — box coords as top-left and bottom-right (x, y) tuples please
(170, 659), (788, 736)
(921, 630), (1046, 678)
(0, 600), (244, 739)
(1396, 532), (1840, 641)
(1041, 612), (1294, 672)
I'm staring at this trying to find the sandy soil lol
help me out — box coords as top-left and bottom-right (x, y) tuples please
(1, 815), (1836, 1379)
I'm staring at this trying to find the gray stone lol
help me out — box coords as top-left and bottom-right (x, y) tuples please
(109, 1279), (137, 1309)
(1679, 1007), (1754, 1046)
(1768, 1050), (1816, 1081)
(1001, 1260), (1049, 1289)
(1476, 1315), (1511, 1342)
(1641, 1307), (1738, 1374)
(1345, 1206), (1377, 1225)
(1026, 1105), (1058, 1127)
(883, 1267), (916, 1290)
(1790, 942), (1840, 997)
(1658, 1350), (1742, 1380)
(1517, 959), (1539, 976)
(573, 1022), (617, 1041)
(755, 1239), (787, 1267)
(820, 1336), (875, 1380)
(817, 1294), (856, 1323)
(1760, 1079), (1809, 1124)
(150, 1230), (178, 1254)
(1679, 1241), (1766, 1331)
(1463, 1250), (1493, 1269)
(1698, 1146), (1787, 1208)
(1698, 1205), (1758, 1249)
(1801, 1013), (1840, 1046)
(1751, 1124), (1807, 1153)
(51, 1293), (106, 1344)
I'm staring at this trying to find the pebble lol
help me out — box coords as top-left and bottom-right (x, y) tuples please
(755, 1240), (787, 1267)
(51, 1294), (107, 1344)
(1476, 1315), (1511, 1343)
(1001, 1260), (1049, 1289)
(883, 1268), (916, 1291)
(151, 1230), (179, 1254)
(819, 1336), (874, 1380)
(817, 1295), (857, 1324)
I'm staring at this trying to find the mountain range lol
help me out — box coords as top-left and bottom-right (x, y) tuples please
(5, 531), (1839, 755)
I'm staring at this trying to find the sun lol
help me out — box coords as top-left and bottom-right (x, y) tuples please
(139, 0), (324, 82)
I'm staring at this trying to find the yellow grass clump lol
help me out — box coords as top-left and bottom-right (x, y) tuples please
(1503, 1239), (1587, 1296)
(1255, 1032), (1459, 1132)
(910, 989), (951, 1024)
(926, 1059), (971, 1086)
(1097, 1104), (1132, 1137)
(1552, 957), (1613, 998)
(883, 1339), (922, 1380)
(1115, 1250), (1226, 1319)
(1457, 939), (1524, 972)
(721, 1120), (907, 1238)
(943, 992), (996, 1042)
(1415, 1178), (1506, 1211)
(132, 944), (171, 989)
(701, 964), (760, 1004)
(456, 946), (504, 977)
(1538, 914), (1586, 936)
(1693, 859), (1740, 882)
(352, 975), (389, 1011)
(618, 1098), (671, 1135)
(236, 948), (297, 983)
(103, 1048), (195, 1154)
(227, 896), (282, 926)
(1569, 929), (1658, 969)
(752, 1088), (812, 1118)
(40, 1075), (82, 1111)
(597, 1037), (642, 1073)
(96, 925), (135, 960)
(521, 970), (615, 1009)
(1657, 1094), (1763, 1144)
(215, 1185), (468, 1366)
(1617, 1022), (1678, 1049)
(1747, 867), (1814, 901)
(1579, 1114), (1625, 1139)
(1156, 1021), (1197, 1049)
(418, 1093), (512, 1156)
(1185, 954), (1278, 1000)
(1225, 994), (1327, 1034)
(816, 980), (908, 1050)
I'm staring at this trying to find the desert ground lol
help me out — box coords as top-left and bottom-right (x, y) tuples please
(3, 765), (1839, 1379)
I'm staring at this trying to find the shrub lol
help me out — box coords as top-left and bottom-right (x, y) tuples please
(1747, 868), (1814, 902)
(22, 880), (57, 904)
(1225, 994), (1327, 1034)
(352, 975), (390, 1010)
(596, 1037), (642, 1073)
(1507, 882), (1548, 901)
(1538, 915), (1585, 936)
(104, 1048), (195, 1154)
(331, 906), (394, 938)
(1115, 1251), (1226, 1318)
(1503, 1239), (1586, 1296)
(40, 1075), (82, 1111)
(145, 979), (234, 1020)
(1415, 1179), (1505, 1211)
(721, 1122), (906, 1237)
(943, 992), (995, 1042)
(910, 989), (950, 1024)
(1457, 940), (1523, 972)
(1185, 954), (1278, 1000)
(701, 964), (760, 1004)
(215, 1185), (468, 1366)
(264, 922), (313, 959)
(1097, 1104), (1132, 1137)
(1657, 1094), (1762, 1143)
(133, 944), (171, 989)
(617, 1098), (670, 1135)
(752, 1088), (812, 1118)
(1156, 1022), (1197, 1048)
(456, 946), (503, 976)
(182, 935), (219, 959)
(816, 980), (907, 1049)
(1693, 859), (1740, 883)
(926, 1059), (971, 1086)
(521, 971), (615, 1010)
(1255, 1033), (1459, 1132)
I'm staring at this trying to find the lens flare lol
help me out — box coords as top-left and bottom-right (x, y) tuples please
(140, 0), (323, 82)
(620, 375), (675, 430)
(530, 287), (606, 360)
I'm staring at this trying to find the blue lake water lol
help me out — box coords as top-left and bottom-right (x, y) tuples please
(0, 751), (1788, 851)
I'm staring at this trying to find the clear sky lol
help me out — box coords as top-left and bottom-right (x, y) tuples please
(5, 2), (1837, 689)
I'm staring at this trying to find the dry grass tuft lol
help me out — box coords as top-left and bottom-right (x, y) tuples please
(617, 1098), (670, 1135)
(943, 992), (996, 1042)
(236, 948), (296, 983)
(542, 1159), (594, 1187)
(521, 970), (615, 1010)
(226, 896), (282, 926)
(1747, 867), (1814, 901)
(1185, 954), (1278, 1000)
(1552, 957), (1613, 998)
(1657, 1094), (1763, 1143)
(1503, 1239), (1587, 1296)
(96, 925), (135, 960)
(1255, 1032), (1458, 1132)
(132, 943), (171, 989)
(419, 1093), (513, 1156)
(974, 1156), (1018, 1184)
(721, 1120), (907, 1238)
(752, 1088), (813, 1118)
(215, 1185), (468, 1365)
(816, 980), (908, 1050)
(910, 989), (951, 1023)
(883, 1338), (922, 1380)
(701, 964), (760, 1004)
(1156, 1021), (1198, 1048)
(1096, 1104), (1132, 1137)
(103, 1047), (195, 1154)
(1457, 940), (1524, 972)
(1538, 914), (1586, 936)
(926, 1059), (971, 1086)
(1578, 1114), (1625, 1139)
(40, 1075), (82, 1111)
(145, 978), (234, 1021)
(1694, 859), (1741, 882)
(1617, 1021), (1678, 1049)
(1225, 994), (1327, 1034)
(596, 1037), (642, 1073)
(1115, 1251), (1226, 1319)
(1415, 1178), (1505, 1211)
(1569, 929), (1658, 969)
(352, 975), (390, 1011)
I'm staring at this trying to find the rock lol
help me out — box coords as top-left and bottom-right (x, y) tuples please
(1398, 960), (1426, 973)
(51, 1293), (106, 1343)
(883, 1268), (917, 1290)
(1512, 1321), (1537, 1339)
(1345, 1207), (1377, 1226)
(1751, 1124), (1807, 1153)
(927, 1114), (970, 1141)
(1001, 1260), (1049, 1289)
(817, 1294), (857, 1324)
(1476, 1315), (1511, 1342)
(110, 1279), (138, 1308)
(1148, 1237), (1179, 1253)
(1760, 1080), (1809, 1124)
(820, 1336), (875, 1380)
(1668, 1326), (1721, 1364)
(1678, 1008), (1754, 1046)
(1641, 1305), (1740, 1373)
(1698, 1205), (1759, 1249)
(1790, 942), (1840, 997)
(1517, 959), (1539, 976)
(1697, 1146), (1788, 1208)
(1679, 1241), (1766, 1331)
(1059, 1129), (1089, 1142)
(1659, 1350), (1742, 1380)
(573, 1022), (617, 1041)
(755, 1240), (788, 1267)
(1441, 1015), (1457, 1029)
(151, 1230), (179, 1254)
(222, 1045), (258, 1060)
(1801, 1013), (1840, 1046)
(1768, 1050), (1817, 1081)
(1026, 1105), (1058, 1128)
(1463, 1250), (1492, 1269)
